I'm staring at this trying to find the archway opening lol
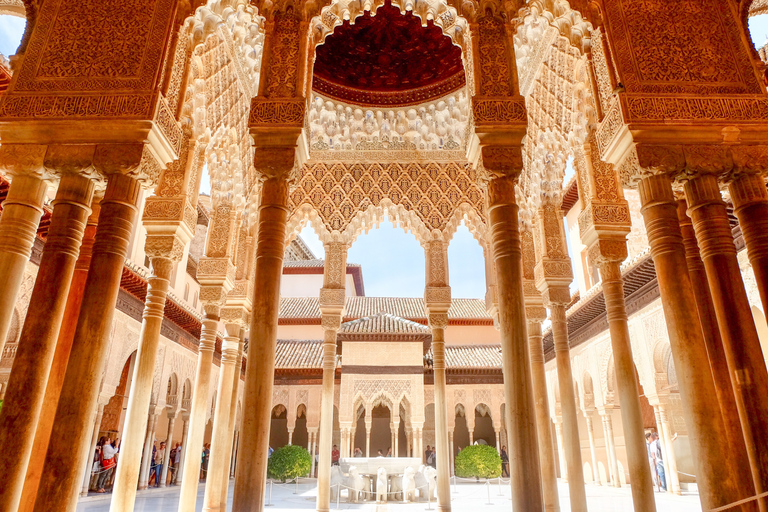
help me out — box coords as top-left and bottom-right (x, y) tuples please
(294, 404), (309, 448)
(270, 404), (289, 449)
(370, 404), (391, 456)
(473, 403), (495, 447)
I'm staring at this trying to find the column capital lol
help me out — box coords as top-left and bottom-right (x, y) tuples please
(587, 237), (629, 267)
(142, 196), (197, 243)
(427, 312), (449, 330)
(425, 286), (451, 313)
(221, 305), (249, 331)
(199, 285), (230, 317)
(144, 234), (187, 264)
(320, 314), (342, 332)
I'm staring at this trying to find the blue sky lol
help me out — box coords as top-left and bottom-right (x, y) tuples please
(299, 220), (487, 298)
(0, 16), (25, 56)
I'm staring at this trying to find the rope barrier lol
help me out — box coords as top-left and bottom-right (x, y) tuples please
(710, 491), (768, 512)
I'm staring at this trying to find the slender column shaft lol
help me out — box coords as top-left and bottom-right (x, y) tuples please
(0, 173), (47, 356)
(20, 192), (99, 512)
(350, 429), (356, 457)
(111, 257), (175, 511)
(81, 404), (105, 497)
(204, 334), (240, 511)
(33, 173), (140, 512)
(657, 406), (680, 494)
(729, 173), (768, 315)
(677, 200), (751, 481)
(221, 336), (244, 509)
(160, 416), (176, 488)
(487, 175), (543, 511)
(584, 414), (601, 485)
(177, 418), (190, 484)
(554, 420), (567, 481)
(601, 413), (620, 488)
(685, 174), (768, 507)
(0, 174), (93, 511)
(139, 413), (159, 489)
(638, 174), (747, 512)
(653, 406), (679, 494)
(448, 431), (454, 474)
(599, 259), (657, 509)
(317, 324), (339, 512)
(309, 432), (316, 477)
(233, 177), (289, 512)
(528, 320), (560, 512)
(366, 422), (371, 457)
(431, 321), (452, 512)
(178, 317), (218, 511)
(551, 305), (587, 511)
(394, 424), (399, 456)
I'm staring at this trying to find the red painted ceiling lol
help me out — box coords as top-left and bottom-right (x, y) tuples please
(312, 0), (465, 107)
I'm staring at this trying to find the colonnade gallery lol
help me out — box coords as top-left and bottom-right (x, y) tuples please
(0, 0), (768, 511)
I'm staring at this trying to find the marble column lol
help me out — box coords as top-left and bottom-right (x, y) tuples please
(428, 311), (452, 512)
(685, 174), (768, 505)
(0, 169), (47, 356)
(596, 256), (658, 509)
(160, 414), (177, 488)
(317, 316), (341, 512)
(528, 318), (561, 512)
(653, 405), (680, 494)
(176, 415), (190, 484)
(178, 316), (219, 511)
(204, 329), (241, 511)
(638, 173), (747, 512)
(220, 331), (244, 509)
(554, 419), (567, 481)
(486, 173), (544, 511)
(350, 428), (356, 457)
(309, 431), (317, 477)
(0, 172), (93, 510)
(729, 172), (768, 314)
(550, 302), (588, 511)
(111, 255), (178, 511)
(448, 431), (454, 475)
(139, 412), (160, 490)
(600, 410), (620, 488)
(584, 412), (601, 486)
(676, 200), (751, 478)
(16, 180), (98, 512)
(33, 170), (142, 512)
(233, 175), (290, 512)
(81, 404), (105, 497)
(366, 420), (372, 457)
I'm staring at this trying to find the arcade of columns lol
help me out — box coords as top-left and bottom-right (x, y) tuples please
(0, 0), (767, 511)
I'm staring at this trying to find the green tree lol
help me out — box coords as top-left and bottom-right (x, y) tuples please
(454, 445), (502, 479)
(267, 445), (312, 482)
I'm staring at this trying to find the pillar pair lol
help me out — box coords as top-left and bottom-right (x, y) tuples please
(0, 144), (146, 512)
(638, 172), (760, 511)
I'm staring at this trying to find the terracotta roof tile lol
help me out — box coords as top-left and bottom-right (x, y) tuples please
(278, 297), (491, 320)
(274, 339), (340, 368)
(426, 344), (503, 369)
(339, 313), (430, 334)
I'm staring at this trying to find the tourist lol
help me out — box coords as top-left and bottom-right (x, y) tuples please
(650, 433), (667, 491)
(201, 443), (210, 481)
(354, 447), (363, 457)
(386, 447), (392, 457)
(153, 442), (165, 487)
(424, 445), (431, 464)
(377, 449), (383, 457)
(500, 446), (509, 478)
(331, 444), (340, 465)
(96, 437), (119, 493)
(430, 447), (437, 469)
(268, 445), (274, 458)
(645, 432), (659, 491)
(172, 442), (182, 484)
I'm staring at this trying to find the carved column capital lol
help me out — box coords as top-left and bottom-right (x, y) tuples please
(427, 312), (449, 330)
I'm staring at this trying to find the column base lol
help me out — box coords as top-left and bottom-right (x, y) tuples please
(437, 504), (451, 512)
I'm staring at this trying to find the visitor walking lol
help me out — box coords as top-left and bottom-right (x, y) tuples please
(646, 432), (660, 492)
(500, 446), (509, 478)
(172, 442), (182, 484)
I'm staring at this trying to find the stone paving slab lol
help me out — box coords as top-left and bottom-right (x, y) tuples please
(76, 478), (703, 512)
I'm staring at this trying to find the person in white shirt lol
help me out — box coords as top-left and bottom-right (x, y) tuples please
(650, 433), (667, 491)
(97, 438), (119, 493)
(154, 442), (166, 487)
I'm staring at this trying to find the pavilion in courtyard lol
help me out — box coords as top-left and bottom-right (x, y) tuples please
(1, 1), (768, 512)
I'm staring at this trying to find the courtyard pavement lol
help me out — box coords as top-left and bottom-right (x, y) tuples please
(76, 478), (703, 512)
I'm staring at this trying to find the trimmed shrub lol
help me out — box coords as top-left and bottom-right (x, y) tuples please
(454, 444), (501, 479)
(267, 445), (312, 481)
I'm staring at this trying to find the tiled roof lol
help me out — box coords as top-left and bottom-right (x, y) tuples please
(426, 344), (503, 369)
(339, 313), (430, 334)
(282, 259), (362, 269)
(278, 296), (491, 320)
(274, 339), (340, 368)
